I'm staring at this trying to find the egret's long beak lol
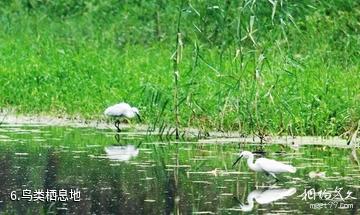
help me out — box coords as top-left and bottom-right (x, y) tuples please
(136, 113), (142, 122)
(232, 155), (243, 167)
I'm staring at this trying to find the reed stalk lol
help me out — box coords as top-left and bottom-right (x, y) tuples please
(172, 2), (183, 139)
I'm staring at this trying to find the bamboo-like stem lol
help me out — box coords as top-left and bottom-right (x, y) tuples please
(172, 3), (183, 139)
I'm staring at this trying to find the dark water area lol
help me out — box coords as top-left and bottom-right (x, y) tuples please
(0, 125), (359, 214)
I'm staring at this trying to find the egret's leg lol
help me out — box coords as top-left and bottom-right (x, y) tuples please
(269, 172), (280, 182)
(114, 134), (120, 143)
(114, 120), (121, 132)
(264, 172), (280, 182)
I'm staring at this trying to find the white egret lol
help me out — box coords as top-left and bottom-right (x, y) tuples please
(105, 145), (139, 162)
(233, 151), (296, 179)
(104, 102), (141, 132)
(238, 188), (296, 212)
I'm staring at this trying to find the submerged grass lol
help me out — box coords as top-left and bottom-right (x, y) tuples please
(0, 1), (359, 137)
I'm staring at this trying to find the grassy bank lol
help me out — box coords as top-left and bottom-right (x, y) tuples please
(0, 1), (359, 136)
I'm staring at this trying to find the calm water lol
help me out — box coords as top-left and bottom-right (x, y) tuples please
(0, 125), (359, 214)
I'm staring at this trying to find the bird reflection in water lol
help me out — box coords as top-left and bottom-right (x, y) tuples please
(236, 188), (296, 212)
(105, 145), (139, 162)
(104, 134), (140, 162)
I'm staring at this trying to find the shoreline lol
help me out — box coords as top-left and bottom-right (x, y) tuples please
(1, 112), (358, 148)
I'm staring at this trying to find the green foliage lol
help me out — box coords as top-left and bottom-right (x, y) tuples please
(0, 0), (359, 136)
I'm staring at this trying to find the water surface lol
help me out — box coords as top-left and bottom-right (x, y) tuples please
(0, 125), (359, 214)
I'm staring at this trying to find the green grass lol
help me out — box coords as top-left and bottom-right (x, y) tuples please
(0, 0), (359, 136)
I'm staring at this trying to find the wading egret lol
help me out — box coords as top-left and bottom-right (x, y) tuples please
(237, 188), (296, 212)
(104, 102), (141, 132)
(232, 151), (296, 179)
